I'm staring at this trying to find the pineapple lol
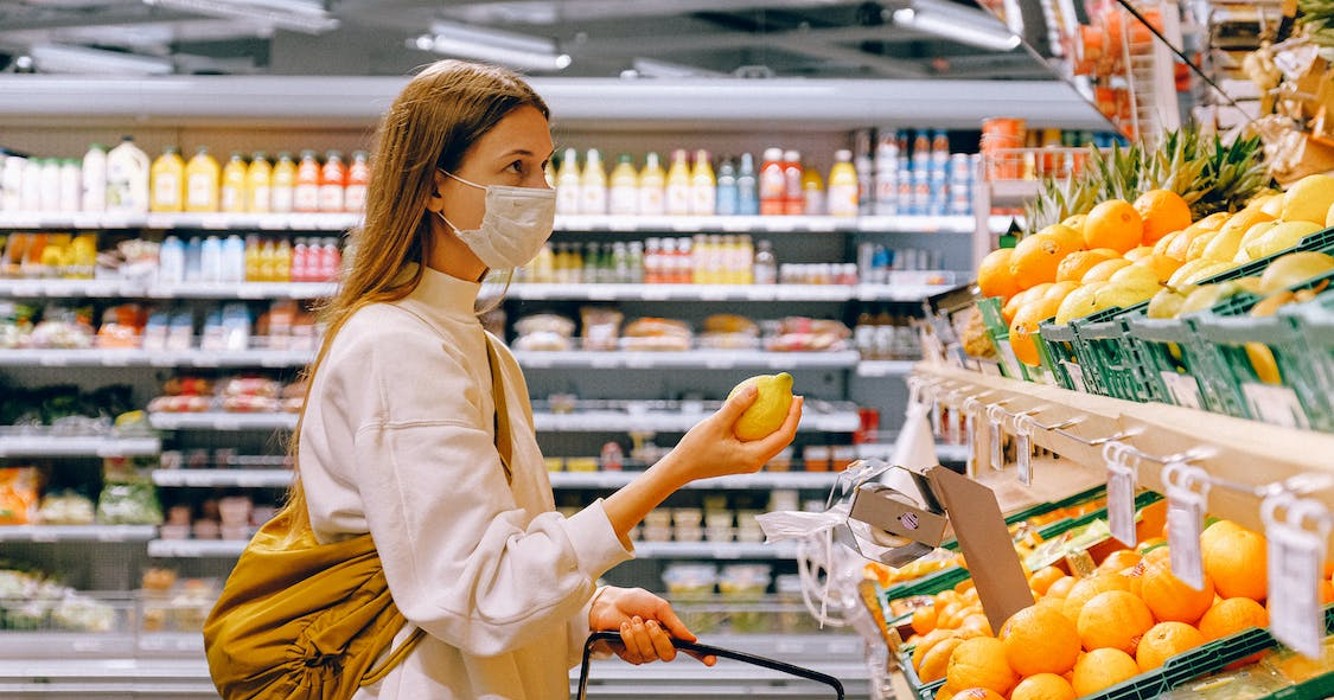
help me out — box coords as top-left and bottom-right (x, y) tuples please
(1298, 0), (1334, 49)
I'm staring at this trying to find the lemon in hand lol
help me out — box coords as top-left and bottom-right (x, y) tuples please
(728, 372), (795, 441)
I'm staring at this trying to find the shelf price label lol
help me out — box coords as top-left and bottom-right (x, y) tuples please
(986, 404), (1005, 471)
(1014, 415), (1033, 487)
(1261, 491), (1330, 659)
(1103, 443), (1139, 547)
(1242, 383), (1311, 430)
(1160, 372), (1203, 410)
(1163, 461), (1210, 591)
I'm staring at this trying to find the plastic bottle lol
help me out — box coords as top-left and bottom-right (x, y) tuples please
(688, 150), (716, 216)
(758, 148), (785, 216)
(782, 150), (804, 216)
(644, 237), (662, 284)
(714, 157), (739, 216)
(827, 149), (859, 218)
(247, 152), (272, 214)
(184, 237), (203, 282)
(912, 130), (931, 173)
(320, 150), (346, 213)
(274, 239), (292, 282)
(159, 235), (185, 284)
(39, 159), (61, 213)
(736, 153), (759, 216)
(58, 159), (81, 213)
(294, 150), (321, 213)
(344, 150), (370, 213)
(664, 149), (691, 217)
(245, 235), (262, 282)
(932, 130), (951, 169)
(626, 240), (644, 283)
(637, 152), (666, 216)
(185, 147), (220, 213)
(608, 154), (638, 216)
(580, 149), (608, 216)
(270, 152), (297, 213)
(802, 165), (824, 217)
(20, 159), (42, 212)
(291, 237), (308, 283)
(220, 152), (248, 214)
(81, 144), (107, 213)
(106, 136), (150, 214)
(200, 235), (223, 282)
(150, 147), (186, 213)
(1, 156), (24, 212)
(257, 238), (276, 282)
(753, 239), (778, 285)
(222, 234), (246, 282)
(320, 238), (341, 281)
(555, 148), (581, 216)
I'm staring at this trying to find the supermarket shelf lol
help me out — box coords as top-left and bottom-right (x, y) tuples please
(151, 469), (291, 488)
(0, 525), (156, 543)
(148, 412), (296, 431)
(549, 470), (844, 490)
(915, 362), (1334, 541)
(0, 278), (335, 299)
(854, 360), (915, 377)
(0, 348), (314, 368)
(855, 283), (956, 301)
(533, 410), (860, 433)
(0, 434), (160, 458)
(512, 349), (862, 370)
(146, 539), (247, 558)
(0, 211), (359, 231)
(509, 283), (854, 302)
(634, 541), (797, 560)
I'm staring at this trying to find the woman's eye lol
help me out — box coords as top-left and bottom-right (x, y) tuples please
(508, 160), (525, 175)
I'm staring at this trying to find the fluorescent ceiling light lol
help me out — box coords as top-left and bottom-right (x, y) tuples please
(142, 0), (340, 35)
(411, 21), (571, 72)
(29, 42), (173, 75)
(628, 57), (727, 79)
(891, 2), (1022, 52)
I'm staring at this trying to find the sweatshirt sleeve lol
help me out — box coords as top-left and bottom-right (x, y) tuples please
(343, 325), (632, 657)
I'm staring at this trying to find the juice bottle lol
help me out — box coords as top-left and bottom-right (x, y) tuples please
(59, 159), (80, 213)
(664, 149), (691, 216)
(38, 159), (60, 212)
(150, 147), (185, 213)
(200, 235), (222, 282)
(247, 152), (272, 214)
(555, 148), (581, 216)
(319, 150), (346, 213)
(738, 235), (755, 284)
(106, 136), (150, 214)
(257, 238), (276, 282)
(184, 146), (220, 213)
(782, 150), (804, 215)
(637, 152), (665, 216)
(608, 154), (638, 216)
(736, 153), (758, 216)
(827, 149), (860, 218)
(689, 149), (716, 216)
(220, 152), (248, 214)
(344, 150), (370, 213)
(580, 148), (608, 215)
(222, 234), (245, 282)
(320, 238), (341, 281)
(753, 239), (777, 285)
(274, 238), (292, 282)
(715, 157), (738, 216)
(758, 148), (785, 216)
(81, 144), (107, 212)
(912, 130), (931, 173)
(294, 150), (321, 213)
(291, 237), (308, 282)
(245, 235), (261, 281)
(802, 166), (824, 216)
(270, 152), (297, 213)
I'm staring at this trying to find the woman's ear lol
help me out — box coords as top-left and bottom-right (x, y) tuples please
(426, 169), (450, 214)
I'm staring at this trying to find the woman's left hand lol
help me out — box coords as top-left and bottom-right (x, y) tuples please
(588, 586), (716, 666)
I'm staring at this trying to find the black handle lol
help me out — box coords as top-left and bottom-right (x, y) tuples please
(575, 630), (845, 699)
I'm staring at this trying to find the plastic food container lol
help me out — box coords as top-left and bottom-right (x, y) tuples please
(720, 564), (772, 633)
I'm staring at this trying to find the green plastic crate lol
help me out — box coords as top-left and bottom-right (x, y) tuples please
(1073, 302), (1167, 404)
(884, 566), (972, 604)
(1292, 293), (1334, 424)
(977, 297), (1031, 382)
(1036, 318), (1086, 392)
(1127, 313), (1224, 413)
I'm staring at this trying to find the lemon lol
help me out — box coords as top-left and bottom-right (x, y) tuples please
(729, 372), (794, 441)
(1280, 173), (1334, 224)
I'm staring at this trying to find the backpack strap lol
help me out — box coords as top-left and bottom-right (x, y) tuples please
(485, 335), (514, 485)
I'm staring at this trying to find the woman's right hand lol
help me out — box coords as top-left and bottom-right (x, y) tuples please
(666, 386), (803, 484)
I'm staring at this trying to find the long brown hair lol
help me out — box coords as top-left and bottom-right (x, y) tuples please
(280, 60), (549, 537)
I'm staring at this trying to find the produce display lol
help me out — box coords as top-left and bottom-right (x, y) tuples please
(147, 375), (304, 414)
(0, 568), (117, 633)
(510, 311), (852, 353)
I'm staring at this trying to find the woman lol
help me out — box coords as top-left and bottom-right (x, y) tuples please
(289, 60), (804, 698)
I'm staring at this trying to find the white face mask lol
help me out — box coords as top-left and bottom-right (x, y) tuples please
(436, 170), (557, 270)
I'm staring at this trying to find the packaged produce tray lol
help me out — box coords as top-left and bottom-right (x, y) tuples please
(977, 296), (1029, 381)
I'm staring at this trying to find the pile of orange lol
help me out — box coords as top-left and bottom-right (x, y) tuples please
(904, 519), (1333, 700)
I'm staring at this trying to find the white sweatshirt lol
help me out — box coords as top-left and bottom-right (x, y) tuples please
(299, 264), (634, 699)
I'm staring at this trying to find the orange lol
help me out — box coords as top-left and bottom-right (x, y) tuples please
(961, 613), (994, 637)
(1135, 621), (1205, 671)
(1141, 560), (1215, 624)
(999, 603), (1081, 676)
(1201, 522), (1268, 601)
(1084, 199), (1145, 253)
(1081, 257), (1134, 283)
(1077, 590), (1155, 653)
(1042, 280), (1081, 306)
(1071, 648), (1140, 696)
(1003, 284), (1051, 324)
(1133, 254), (1185, 283)
(1134, 189), (1193, 244)
(1121, 564), (1145, 599)
(1010, 673), (1077, 700)
(1008, 296), (1060, 367)
(1061, 573), (1132, 623)
(1030, 566), (1066, 596)
(949, 689), (1005, 700)
(912, 628), (958, 669)
(1098, 549), (1143, 573)
(934, 590), (962, 615)
(1045, 575), (1077, 599)
(918, 636), (964, 682)
(945, 637), (1019, 697)
(1123, 245), (1154, 262)
(1011, 233), (1079, 289)
(1056, 249), (1119, 283)
(912, 605), (938, 636)
(1039, 223), (1086, 253)
(1198, 598), (1269, 641)
(978, 248), (1021, 300)
(1143, 545), (1172, 565)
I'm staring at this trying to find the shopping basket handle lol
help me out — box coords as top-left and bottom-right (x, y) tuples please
(575, 630), (845, 700)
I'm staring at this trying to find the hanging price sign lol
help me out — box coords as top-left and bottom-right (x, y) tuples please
(1014, 414), (1033, 486)
(1163, 461), (1210, 591)
(1103, 442), (1139, 548)
(987, 404), (1006, 471)
(1262, 492), (1330, 660)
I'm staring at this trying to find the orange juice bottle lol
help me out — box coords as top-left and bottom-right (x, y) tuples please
(827, 149), (859, 217)
(185, 147), (220, 213)
(344, 150), (370, 213)
(294, 150), (321, 213)
(319, 150), (345, 213)
(149, 147), (185, 213)
(270, 152), (296, 213)
(246, 152), (272, 214)
(664, 149), (691, 216)
(220, 152), (248, 214)
(689, 149), (716, 216)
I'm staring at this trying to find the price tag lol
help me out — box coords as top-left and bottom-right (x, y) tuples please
(1015, 426), (1032, 486)
(698, 287), (730, 301)
(586, 288), (617, 301)
(1261, 493), (1329, 659)
(214, 417), (242, 431)
(1106, 447), (1139, 547)
(625, 355), (654, 369)
(745, 287), (775, 301)
(100, 352), (132, 367)
(1163, 461), (1210, 590)
(590, 356), (620, 369)
(930, 395), (943, 438)
(995, 338), (1023, 379)
(640, 288), (671, 301)
(39, 353), (68, 367)
(988, 407), (1004, 471)
(963, 400), (979, 478)
(522, 355), (553, 369)
(97, 527), (128, 542)
(1242, 383), (1311, 429)
(1064, 362), (1088, 393)
(978, 360), (1002, 376)
(1160, 372), (1203, 410)
(766, 356), (790, 370)
(766, 219), (795, 232)
(946, 403), (961, 446)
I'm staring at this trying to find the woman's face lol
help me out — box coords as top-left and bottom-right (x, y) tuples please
(432, 104), (554, 233)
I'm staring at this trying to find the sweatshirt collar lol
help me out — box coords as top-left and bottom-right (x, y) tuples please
(398, 263), (482, 325)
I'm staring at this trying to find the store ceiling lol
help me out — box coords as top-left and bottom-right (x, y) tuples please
(0, 0), (1055, 81)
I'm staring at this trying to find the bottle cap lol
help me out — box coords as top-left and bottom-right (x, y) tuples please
(835, 149), (852, 161)
(763, 147), (783, 160)
(783, 150), (800, 161)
